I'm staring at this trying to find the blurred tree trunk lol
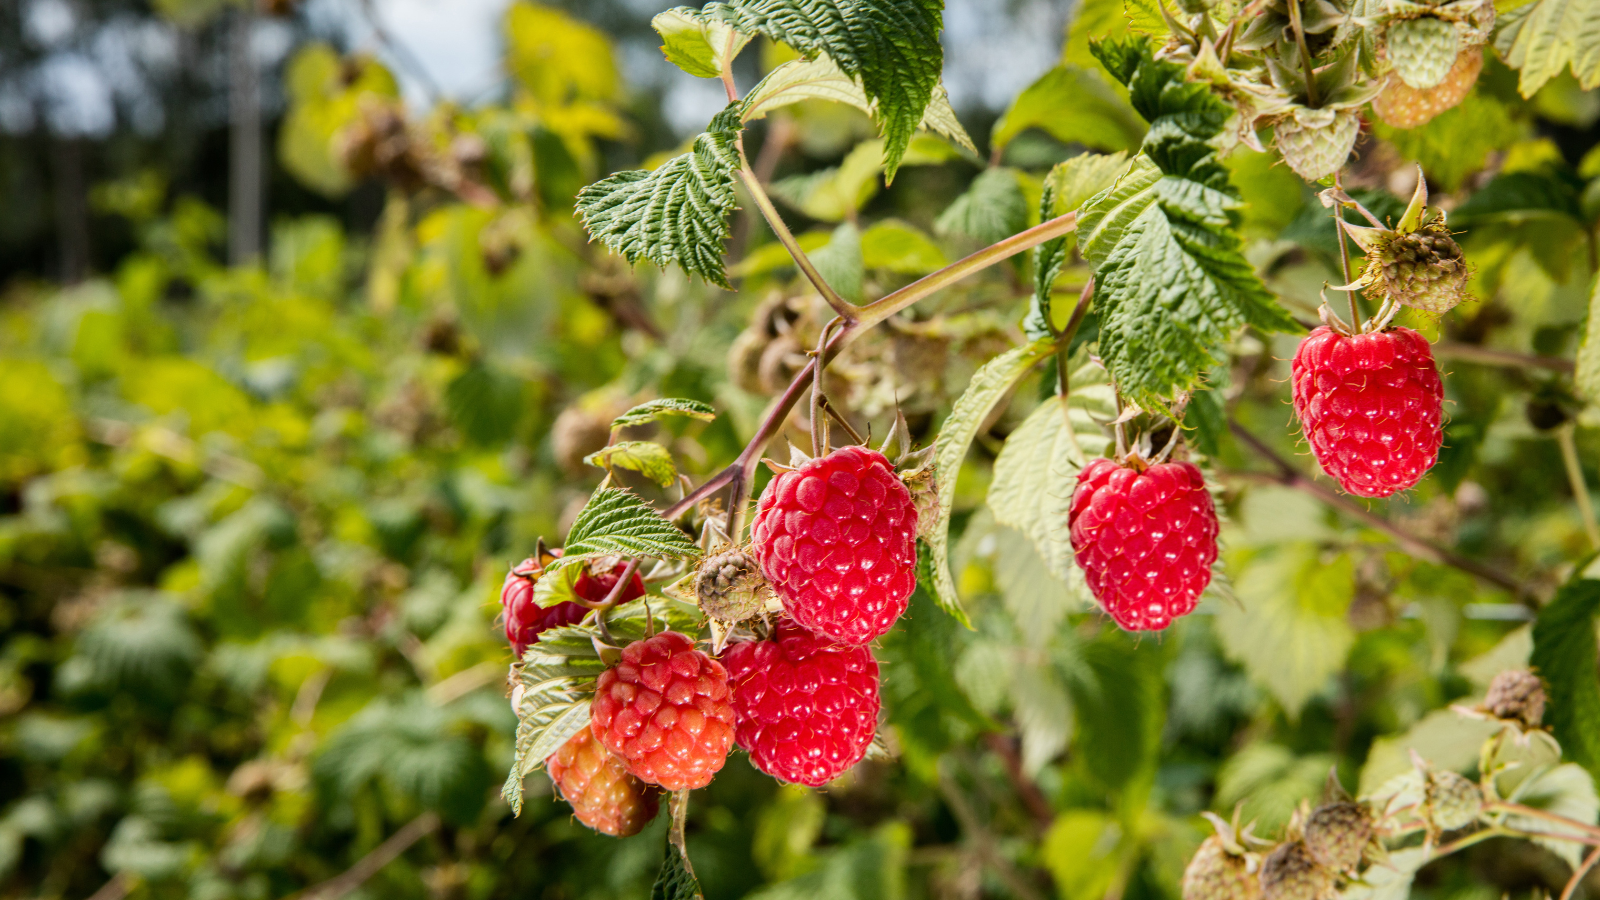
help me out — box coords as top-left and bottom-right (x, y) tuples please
(51, 136), (90, 284)
(229, 5), (263, 265)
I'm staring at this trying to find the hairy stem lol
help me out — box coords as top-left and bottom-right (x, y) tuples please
(1332, 174), (1364, 329)
(1557, 424), (1600, 551)
(662, 213), (1080, 522)
(737, 155), (857, 319)
(1227, 420), (1529, 596)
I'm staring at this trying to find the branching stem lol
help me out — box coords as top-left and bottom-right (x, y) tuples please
(1226, 420), (1529, 596)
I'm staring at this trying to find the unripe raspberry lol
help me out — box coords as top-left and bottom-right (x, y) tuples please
(1386, 16), (1460, 89)
(751, 446), (919, 645)
(1371, 46), (1482, 129)
(1425, 770), (1482, 831)
(1182, 835), (1261, 900)
(1302, 801), (1373, 873)
(590, 631), (736, 791)
(692, 548), (772, 624)
(501, 552), (584, 657)
(721, 620), (880, 786)
(546, 724), (659, 836)
(500, 554), (645, 657)
(1068, 458), (1219, 632)
(1291, 326), (1443, 498)
(1485, 668), (1546, 728)
(1258, 840), (1332, 900)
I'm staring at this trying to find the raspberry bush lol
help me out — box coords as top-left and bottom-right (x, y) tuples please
(5, 0), (1600, 897)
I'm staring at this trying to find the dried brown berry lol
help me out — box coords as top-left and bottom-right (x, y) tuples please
(1183, 834), (1261, 900)
(693, 548), (772, 624)
(1259, 840), (1332, 900)
(1485, 669), (1546, 728)
(1302, 801), (1372, 873)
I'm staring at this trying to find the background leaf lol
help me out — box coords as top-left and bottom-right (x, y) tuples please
(1531, 575), (1600, 781)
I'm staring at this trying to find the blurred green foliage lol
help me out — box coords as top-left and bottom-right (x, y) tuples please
(3, 1), (1600, 899)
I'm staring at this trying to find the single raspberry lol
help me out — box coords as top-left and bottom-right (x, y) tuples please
(1291, 326), (1444, 498)
(721, 620), (880, 786)
(1258, 840), (1332, 900)
(1182, 835), (1261, 900)
(590, 631), (735, 791)
(1372, 45), (1482, 128)
(1302, 801), (1373, 873)
(1485, 668), (1546, 728)
(500, 554), (645, 657)
(751, 445), (918, 645)
(546, 724), (659, 836)
(1425, 770), (1482, 831)
(1068, 458), (1219, 632)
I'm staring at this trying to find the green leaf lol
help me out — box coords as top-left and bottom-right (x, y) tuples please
(1041, 810), (1119, 899)
(613, 398), (718, 429)
(652, 834), (703, 900)
(1063, 0), (1131, 69)
(1578, 274), (1600, 406)
(1371, 92), (1523, 192)
(1531, 574), (1600, 781)
(741, 53), (975, 154)
(935, 168), (1027, 245)
(585, 442), (679, 488)
(558, 488), (700, 566)
(703, 0), (945, 181)
(1215, 743), (1338, 836)
(576, 105), (742, 288)
(1075, 39), (1295, 406)
(1214, 544), (1355, 719)
(1504, 763), (1600, 868)
(1356, 708), (1500, 796)
(860, 219), (947, 273)
(445, 364), (525, 446)
(1069, 637), (1165, 793)
(654, 7), (752, 78)
(810, 222), (864, 303)
(1454, 168), (1586, 225)
(991, 66), (1145, 153)
(987, 371), (1115, 580)
(927, 340), (1058, 625)
(1494, 0), (1600, 97)
(770, 140), (884, 222)
(1046, 151), (1133, 216)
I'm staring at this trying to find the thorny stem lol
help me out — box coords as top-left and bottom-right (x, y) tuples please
(722, 45), (856, 320)
(661, 212), (1080, 523)
(1332, 173), (1364, 330)
(1557, 424), (1600, 551)
(1485, 801), (1600, 838)
(1563, 843), (1600, 900)
(810, 318), (844, 457)
(1287, 0), (1320, 108)
(1226, 420), (1530, 596)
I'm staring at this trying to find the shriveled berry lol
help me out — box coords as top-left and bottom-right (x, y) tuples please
(501, 552), (585, 657)
(590, 631), (736, 791)
(1258, 840), (1332, 900)
(721, 620), (880, 786)
(1425, 770), (1482, 831)
(751, 445), (918, 645)
(1291, 326), (1444, 498)
(1068, 458), (1219, 632)
(1485, 668), (1546, 728)
(693, 548), (772, 624)
(546, 724), (659, 836)
(1302, 801), (1373, 873)
(1182, 835), (1261, 900)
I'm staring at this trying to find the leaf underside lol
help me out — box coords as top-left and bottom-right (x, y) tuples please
(702, 0), (945, 181)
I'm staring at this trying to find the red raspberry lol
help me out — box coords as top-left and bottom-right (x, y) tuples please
(546, 723), (659, 836)
(1068, 458), (1219, 632)
(751, 445), (918, 645)
(1291, 326), (1443, 498)
(590, 631), (735, 791)
(500, 554), (645, 657)
(721, 620), (880, 786)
